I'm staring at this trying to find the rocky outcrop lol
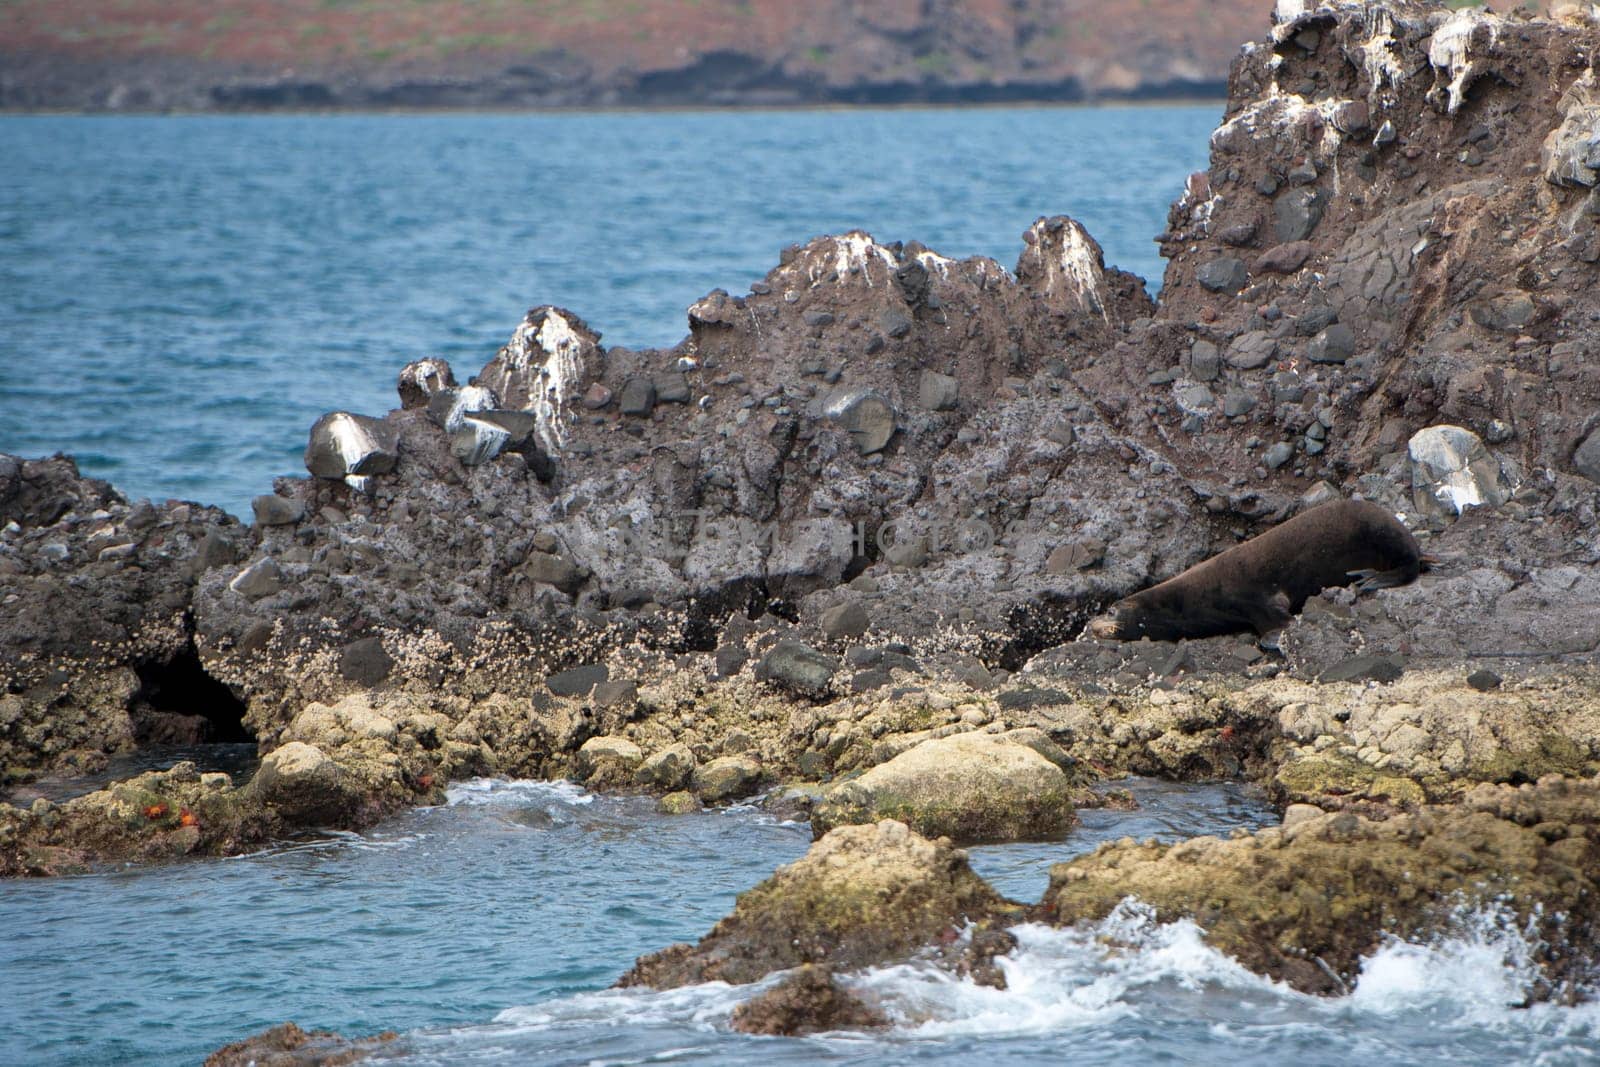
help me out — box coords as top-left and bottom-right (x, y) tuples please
(618, 819), (1020, 989)
(1041, 774), (1600, 999)
(728, 965), (888, 1036)
(203, 1022), (395, 1067)
(810, 729), (1093, 843)
(0, 454), (246, 787)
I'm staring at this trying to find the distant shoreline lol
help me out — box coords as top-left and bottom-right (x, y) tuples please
(0, 95), (1229, 118)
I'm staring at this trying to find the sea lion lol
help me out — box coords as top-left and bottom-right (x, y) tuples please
(1087, 499), (1425, 641)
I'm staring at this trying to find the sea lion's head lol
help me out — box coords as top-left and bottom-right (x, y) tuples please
(1086, 599), (1140, 640)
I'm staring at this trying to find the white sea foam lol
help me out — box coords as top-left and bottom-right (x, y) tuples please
(445, 776), (596, 808)
(840, 902), (1599, 1045)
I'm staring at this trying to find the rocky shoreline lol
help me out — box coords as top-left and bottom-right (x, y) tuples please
(6, 0), (1600, 1055)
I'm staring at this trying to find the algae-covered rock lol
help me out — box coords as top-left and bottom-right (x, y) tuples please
(691, 754), (763, 803)
(1040, 775), (1600, 1000)
(657, 791), (702, 815)
(729, 965), (888, 1036)
(635, 743), (695, 791)
(576, 735), (643, 789)
(203, 1021), (396, 1066)
(811, 730), (1088, 843)
(618, 819), (1019, 989)
(249, 742), (356, 824)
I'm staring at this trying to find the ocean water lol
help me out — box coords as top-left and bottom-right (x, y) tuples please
(2, 778), (1595, 1067)
(0, 107), (1215, 516)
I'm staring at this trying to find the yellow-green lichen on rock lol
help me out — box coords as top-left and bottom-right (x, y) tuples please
(618, 819), (1021, 989)
(1041, 774), (1600, 1000)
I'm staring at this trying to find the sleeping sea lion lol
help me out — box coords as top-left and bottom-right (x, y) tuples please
(1086, 499), (1426, 642)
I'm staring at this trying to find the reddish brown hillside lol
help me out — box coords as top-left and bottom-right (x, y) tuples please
(0, 0), (1278, 110)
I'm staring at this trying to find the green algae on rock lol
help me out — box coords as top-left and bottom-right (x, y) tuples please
(1040, 774), (1600, 1000)
(618, 819), (1022, 989)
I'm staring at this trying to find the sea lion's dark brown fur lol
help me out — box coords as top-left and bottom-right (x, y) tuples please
(1087, 499), (1425, 642)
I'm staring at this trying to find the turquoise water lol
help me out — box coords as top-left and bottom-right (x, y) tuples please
(0, 107), (1216, 515)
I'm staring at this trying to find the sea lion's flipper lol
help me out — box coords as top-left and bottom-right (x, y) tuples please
(1349, 566), (1415, 594)
(1246, 590), (1293, 635)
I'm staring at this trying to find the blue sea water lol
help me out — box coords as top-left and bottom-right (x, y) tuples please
(0, 107), (1214, 516)
(3, 778), (1595, 1067)
(6, 108), (1600, 1066)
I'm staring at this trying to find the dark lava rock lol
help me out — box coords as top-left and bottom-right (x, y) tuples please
(1319, 655), (1405, 684)
(396, 358), (456, 410)
(1197, 257), (1248, 293)
(756, 640), (840, 698)
(338, 637), (394, 687)
(251, 494), (304, 527)
(548, 663), (609, 697)
(730, 965), (888, 1036)
(1308, 323), (1356, 364)
(1273, 187), (1325, 242)
(1254, 241), (1314, 275)
(919, 370), (960, 411)
(1467, 668), (1504, 692)
(996, 687), (1073, 711)
(827, 391), (897, 455)
(619, 377), (657, 416)
(304, 412), (399, 482)
(1572, 428), (1600, 483)
(1189, 340), (1221, 381)
(820, 601), (870, 640)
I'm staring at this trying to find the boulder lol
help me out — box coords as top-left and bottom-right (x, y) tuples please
(250, 494), (303, 527)
(1225, 331), (1277, 370)
(618, 819), (1016, 989)
(755, 640), (840, 698)
(547, 663), (608, 697)
(635, 743), (695, 791)
(811, 731), (1086, 843)
(1273, 187), (1325, 242)
(918, 371), (960, 412)
(819, 601), (870, 640)
(524, 551), (583, 595)
(1307, 323), (1356, 363)
(304, 412), (399, 489)
(691, 754), (762, 803)
(450, 415), (512, 466)
(1541, 77), (1600, 188)
(338, 637), (393, 687)
(427, 384), (498, 432)
(1572, 426), (1600, 484)
(577, 735), (644, 787)
(619, 378), (657, 416)
(1042, 776), (1600, 1000)
(1408, 424), (1512, 516)
(248, 742), (351, 824)
(229, 558), (284, 601)
(396, 358), (456, 409)
(824, 390), (896, 454)
(1189, 340), (1221, 381)
(1197, 257), (1248, 293)
(729, 965), (888, 1036)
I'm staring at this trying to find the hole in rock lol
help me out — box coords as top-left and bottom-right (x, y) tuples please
(133, 644), (252, 745)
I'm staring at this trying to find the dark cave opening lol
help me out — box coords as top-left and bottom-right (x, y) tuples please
(133, 644), (252, 745)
